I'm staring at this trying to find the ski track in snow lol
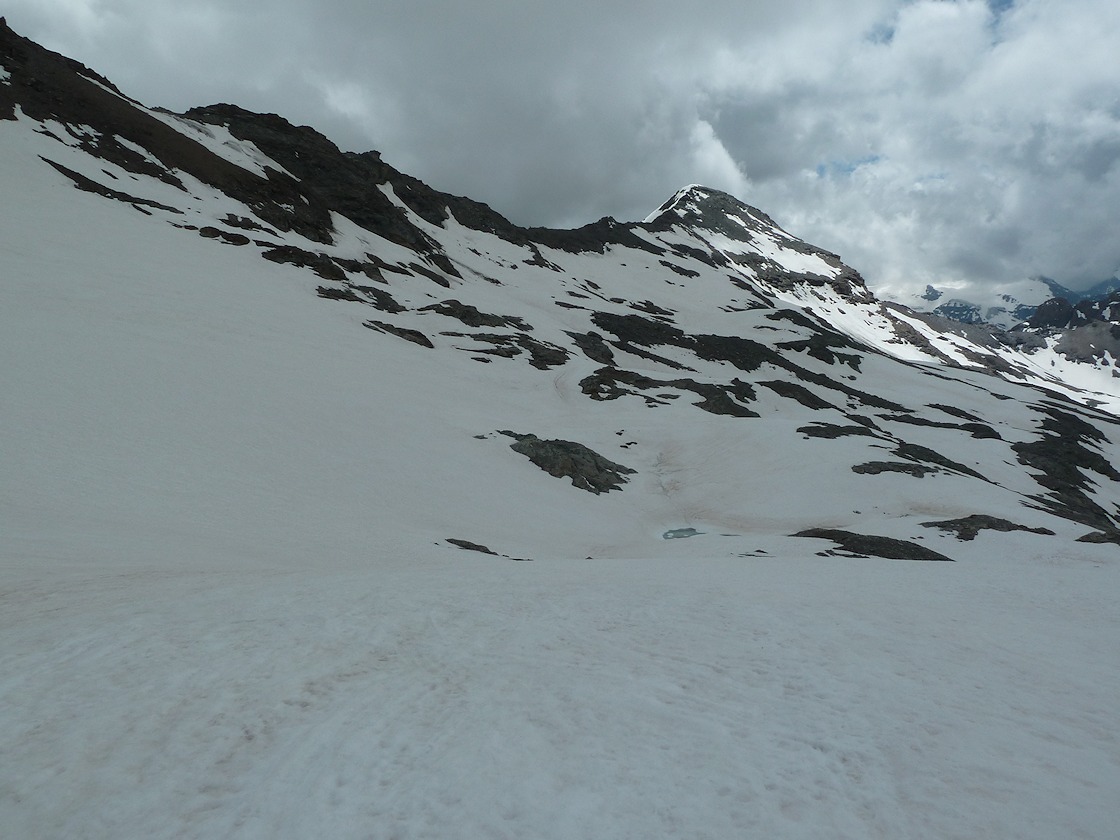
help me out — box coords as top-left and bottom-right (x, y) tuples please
(3, 554), (1118, 840)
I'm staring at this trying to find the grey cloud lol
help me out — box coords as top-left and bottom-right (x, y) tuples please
(1070, 138), (1120, 182)
(5, 0), (1119, 294)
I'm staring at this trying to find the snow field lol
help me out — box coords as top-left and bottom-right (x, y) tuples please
(3, 552), (1118, 839)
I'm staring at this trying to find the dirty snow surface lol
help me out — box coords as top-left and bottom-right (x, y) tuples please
(5, 552), (1119, 840)
(2, 102), (1119, 839)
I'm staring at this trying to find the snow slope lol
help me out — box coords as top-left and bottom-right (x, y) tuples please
(5, 549), (1118, 840)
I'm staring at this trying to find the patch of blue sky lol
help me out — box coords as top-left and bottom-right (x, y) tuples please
(866, 22), (895, 44)
(871, 2), (1013, 44)
(815, 155), (883, 179)
(986, 0), (1016, 41)
(911, 171), (951, 193)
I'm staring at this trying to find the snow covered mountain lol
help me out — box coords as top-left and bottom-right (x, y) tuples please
(3, 20), (1120, 840)
(910, 275), (1120, 327)
(908, 276), (1120, 384)
(911, 276), (1081, 326)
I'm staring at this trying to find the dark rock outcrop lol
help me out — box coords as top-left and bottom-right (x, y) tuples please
(793, 528), (953, 561)
(446, 538), (499, 555)
(578, 368), (758, 417)
(1028, 297), (1075, 329)
(442, 332), (569, 369)
(920, 515), (1055, 541)
(797, 423), (878, 439)
(363, 321), (434, 348)
(501, 432), (635, 494)
(852, 462), (939, 478)
(1013, 405), (1120, 532)
(421, 299), (531, 331)
(40, 157), (182, 214)
(1029, 292), (1120, 330)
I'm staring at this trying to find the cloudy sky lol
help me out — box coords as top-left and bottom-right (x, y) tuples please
(6, 0), (1119, 297)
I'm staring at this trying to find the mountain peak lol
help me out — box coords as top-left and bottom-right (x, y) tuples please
(649, 184), (728, 214)
(646, 184), (788, 242)
(645, 184), (757, 221)
(640, 184), (872, 302)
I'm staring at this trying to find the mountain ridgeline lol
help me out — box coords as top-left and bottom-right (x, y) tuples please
(3, 18), (1119, 559)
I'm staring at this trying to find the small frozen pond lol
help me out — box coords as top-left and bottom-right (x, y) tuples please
(663, 527), (702, 540)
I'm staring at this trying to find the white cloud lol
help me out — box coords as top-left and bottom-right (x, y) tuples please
(705, 0), (1120, 293)
(687, 120), (750, 198)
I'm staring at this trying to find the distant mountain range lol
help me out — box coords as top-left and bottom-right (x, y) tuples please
(4, 15), (1120, 564)
(911, 275), (1120, 330)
